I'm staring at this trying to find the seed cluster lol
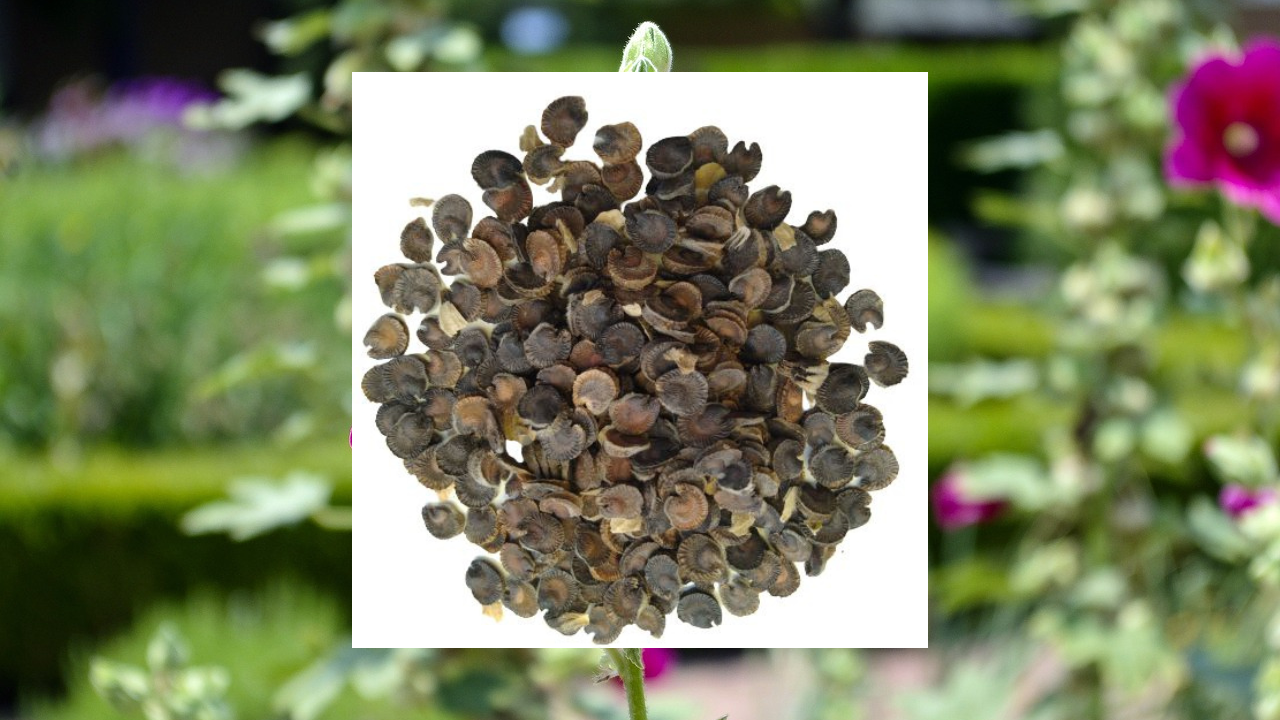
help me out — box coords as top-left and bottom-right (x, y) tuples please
(362, 96), (909, 642)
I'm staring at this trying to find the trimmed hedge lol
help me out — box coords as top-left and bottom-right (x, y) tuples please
(1, 441), (351, 705)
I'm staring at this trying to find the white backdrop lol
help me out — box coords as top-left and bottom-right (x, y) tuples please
(351, 72), (928, 648)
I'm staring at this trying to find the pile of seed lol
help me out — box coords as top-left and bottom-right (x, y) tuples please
(362, 96), (908, 643)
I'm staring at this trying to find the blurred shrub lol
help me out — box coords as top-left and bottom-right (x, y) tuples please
(0, 140), (343, 449)
(29, 584), (351, 720)
(0, 440), (350, 702)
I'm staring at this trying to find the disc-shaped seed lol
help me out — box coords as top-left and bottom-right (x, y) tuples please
(594, 122), (643, 164)
(465, 557), (505, 605)
(676, 589), (722, 629)
(817, 363), (869, 415)
(677, 533), (727, 584)
(472, 149), (524, 189)
(802, 209), (838, 245)
(541, 96), (588, 147)
(646, 136), (694, 178)
(845, 289), (885, 333)
(421, 503), (465, 539)
(655, 369), (709, 418)
(400, 217), (434, 262)
(719, 578), (761, 617)
(364, 313), (410, 359)
(432, 194), (472, 243)
(854, 445), (900, 491)
(537, 568), (581, 613)
(865, 341), (909, 387)
(626, 210), (678, 254)
(598, 484), (644, 519)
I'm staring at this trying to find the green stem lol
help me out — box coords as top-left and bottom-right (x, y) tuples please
(605, 649), (648, 720)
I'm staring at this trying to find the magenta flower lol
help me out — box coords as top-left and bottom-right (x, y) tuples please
(1165, 39), (1280, 223)
(932, 469), (1006, 530)
(611, 649), (675, 687)
(1219, 483), (1278, 519)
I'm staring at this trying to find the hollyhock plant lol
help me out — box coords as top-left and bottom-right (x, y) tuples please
(932, 469), (1007, 530)
(1220, 483), (1279, 520)
(1165, 38), (1280, 223)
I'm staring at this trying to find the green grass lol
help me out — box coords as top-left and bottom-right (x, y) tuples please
(0, 138), (343, 448)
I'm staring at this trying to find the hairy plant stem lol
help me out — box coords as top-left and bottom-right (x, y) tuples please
(605, 649), (648, 720)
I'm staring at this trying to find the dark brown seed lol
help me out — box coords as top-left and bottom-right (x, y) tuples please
(465, 557), (505, 605)
(845, 289), (885, 333)
(542, 96), (588, 147)
(802, 209), (838, 245)
(594, 122), (643, 164)
(472, 149), (524, 189)
(817, 363), (869, 415)
(865, 341), (909, 387)
(422, 503), (465, 539)
(432, 194), (473, 243)
(676, 589), (722, 629)
(646, 136), (694, 178)
(744, 185), (792, 230)
(401, 217), (434, 262)
(626, 210), (678, 254)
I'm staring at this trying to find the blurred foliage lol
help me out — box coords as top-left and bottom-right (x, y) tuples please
(0, 439), (348, 519)
(0, 140), (343, 451)
(0, 468), (351, 703)
(930, 0), (1280, 717)
(31, 585), (348, 720)
(38, 582), (595, 720)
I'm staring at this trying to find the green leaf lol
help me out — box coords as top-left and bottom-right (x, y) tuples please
(146, 624), (189, 674)
(89, 658), (151, 715)
(181, 472), (331, 541)
(620, 22), (672, 72)
(184, 70), (310, 131)
(1204, 434), (1278, 485)
(1186, 496), (1252, 561)
(273, 644), (393, 720)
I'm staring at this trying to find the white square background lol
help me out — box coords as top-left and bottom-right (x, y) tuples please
(352, 72), (928, 648)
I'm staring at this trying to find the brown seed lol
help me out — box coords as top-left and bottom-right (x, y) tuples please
(677, 533), (727, 584)
(432, 194), (473, 243)
(465, 557), (505, 605)
(865, 341), (909, 387)
(676, 589), (722, 629)
(542, 96), (588, 147)
(646, 136), (694, 178)
(401, 217), (434, 262)
(664, 483), (710, 531)
(845, 289), (885, 333)
(366, 95), (909, 640)
(422, 503), (465, 539)
(364, 313), (410, 359)
(598, 484), (644, 520)
(594, 122), (643, 164)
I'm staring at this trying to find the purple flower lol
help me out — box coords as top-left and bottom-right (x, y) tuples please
(1219, 483), (1278, 519)
(1165, 39), (1280, 223)
(932, 469), (1006, 530)
(33, 76), (218, 160)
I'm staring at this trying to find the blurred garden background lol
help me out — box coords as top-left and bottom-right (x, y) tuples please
(2, 0), (1280, 718)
